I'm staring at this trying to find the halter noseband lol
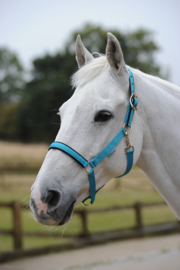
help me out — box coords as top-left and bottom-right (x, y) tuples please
(49, 67), (138, 206)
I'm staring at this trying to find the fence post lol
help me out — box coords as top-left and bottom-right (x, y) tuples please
(12, 201), (22, 249)
(134, 202), (143, 228)
(80, 209), (89, 237)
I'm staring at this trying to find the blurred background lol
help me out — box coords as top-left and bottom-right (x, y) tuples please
(0, 0), (179, 261)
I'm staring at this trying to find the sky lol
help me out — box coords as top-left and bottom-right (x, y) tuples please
(1, 0), (180, 85)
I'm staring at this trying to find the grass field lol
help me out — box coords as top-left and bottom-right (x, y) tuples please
(0, 141), (178, 252)
(0, 140), (47, 173)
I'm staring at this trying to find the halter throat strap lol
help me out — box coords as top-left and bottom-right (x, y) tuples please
(49, 67), (138, 205)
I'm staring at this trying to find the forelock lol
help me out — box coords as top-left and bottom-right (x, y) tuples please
(71, 55), (109, 88)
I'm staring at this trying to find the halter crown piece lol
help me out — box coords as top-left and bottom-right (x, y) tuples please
(49, 67), (138, 206)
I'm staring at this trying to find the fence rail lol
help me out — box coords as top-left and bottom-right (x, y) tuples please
(1, 200), (180, 263)
(0, 200), (175, 251)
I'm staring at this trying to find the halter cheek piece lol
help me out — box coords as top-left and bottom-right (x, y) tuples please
(49, 68), (138, 206)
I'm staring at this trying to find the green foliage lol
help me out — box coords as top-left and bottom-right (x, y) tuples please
(0, 47), (24, 105)
(0, 103), (20, 140)
(0, 23), (164, 142)
(17, 53), (74, 142)
(0, 48), (25, 140)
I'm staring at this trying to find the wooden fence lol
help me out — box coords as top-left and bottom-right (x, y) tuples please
(0, 200), (178, 251)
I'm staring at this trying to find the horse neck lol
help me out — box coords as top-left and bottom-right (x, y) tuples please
(133, 70), (180, 218)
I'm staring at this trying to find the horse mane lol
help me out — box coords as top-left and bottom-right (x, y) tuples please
(71, 55), (180, 93)
(71, 55), (108, 88)
(130, 67), (180, 93)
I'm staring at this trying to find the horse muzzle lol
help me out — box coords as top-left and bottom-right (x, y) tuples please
(30, 187), (76, 226)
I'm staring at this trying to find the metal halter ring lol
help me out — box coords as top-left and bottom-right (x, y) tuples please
(123, 123), (132, 135)
(130, 93), (137, 110)
(83, 162), (93, 176)
(82, 201), (92, 206)
(83, 168), (89, 175)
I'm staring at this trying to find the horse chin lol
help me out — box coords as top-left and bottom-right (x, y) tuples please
(58, 200), (75, 226)
(30, 198), (76, 226)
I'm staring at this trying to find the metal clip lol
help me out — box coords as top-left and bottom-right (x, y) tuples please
(124, 127), (134, 153)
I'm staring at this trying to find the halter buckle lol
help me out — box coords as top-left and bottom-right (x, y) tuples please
(130, 93), (137, 110)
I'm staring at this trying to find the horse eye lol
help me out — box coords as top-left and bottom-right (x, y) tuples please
(94, 111), (112, 122)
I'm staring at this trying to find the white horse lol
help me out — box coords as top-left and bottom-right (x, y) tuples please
(30, 33), (180, 226)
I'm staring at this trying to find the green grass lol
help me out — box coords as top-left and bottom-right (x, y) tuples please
(0, 140), (47, 173)
(0, 157), (40, 173)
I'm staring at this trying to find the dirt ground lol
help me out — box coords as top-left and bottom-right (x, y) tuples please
(1, 234), (180, 270)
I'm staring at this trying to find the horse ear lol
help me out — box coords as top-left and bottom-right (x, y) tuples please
(75, 35), (94, 68)
(106, 32), (126, 75)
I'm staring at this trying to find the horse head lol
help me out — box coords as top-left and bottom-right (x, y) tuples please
(30, 33), (143, 226)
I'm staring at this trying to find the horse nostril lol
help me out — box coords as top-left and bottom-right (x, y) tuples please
(45, 190), (61, 210)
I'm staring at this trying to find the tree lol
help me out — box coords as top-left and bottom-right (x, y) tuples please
(0, 47), (24, 105)
(0, 102), (20, 140)
(0, 48), (25, 140)
(17, 53), (74, 142)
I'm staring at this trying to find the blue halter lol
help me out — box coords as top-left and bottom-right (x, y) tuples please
(49, 68), (138, 206)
